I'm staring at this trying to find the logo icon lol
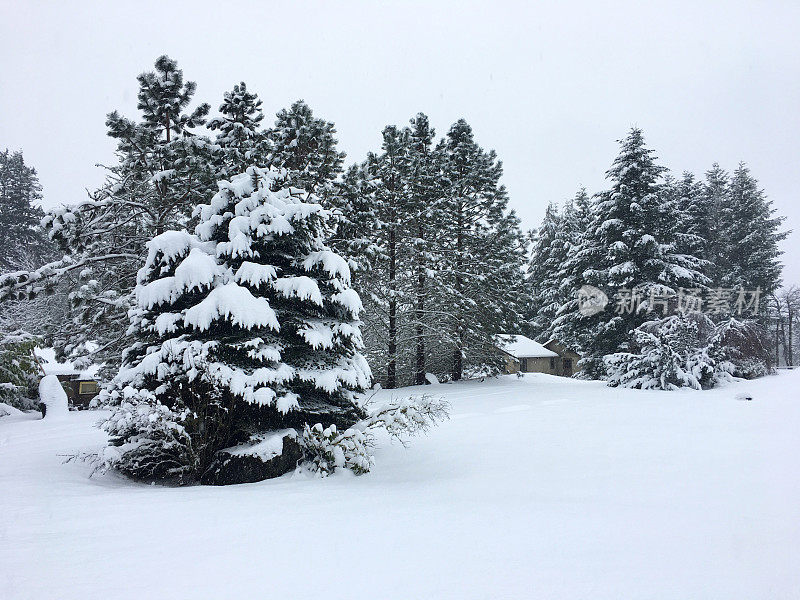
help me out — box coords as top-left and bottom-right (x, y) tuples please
(577, 285), (608, 316)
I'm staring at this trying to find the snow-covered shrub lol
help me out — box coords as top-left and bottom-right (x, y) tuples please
(99, 391), (195, 482)
(97, 167), (371, 483)
(710, 318), (773, 379)
(301, 423), (374, 476)
(300, 394), (449, 477)
(0, 330), (41, 410)
(364, 394), (450, 441)
(605, 312), (731, 390)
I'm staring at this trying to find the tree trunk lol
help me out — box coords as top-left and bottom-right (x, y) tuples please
(452, 203), (464, 381)
(414, 223), (426, 385)
(387, 224), (397, 389)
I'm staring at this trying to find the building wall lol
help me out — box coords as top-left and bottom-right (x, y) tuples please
(520, 356), (557, 374)
(544, 341), (582, 375)
(505, 355), (520, 374)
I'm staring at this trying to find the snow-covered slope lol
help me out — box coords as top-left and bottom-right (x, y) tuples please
(1, 372), (799, 599)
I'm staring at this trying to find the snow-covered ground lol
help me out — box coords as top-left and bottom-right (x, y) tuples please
(2, 372), (799, 599)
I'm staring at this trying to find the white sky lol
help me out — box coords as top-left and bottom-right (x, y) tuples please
(2, 0), (798, 284)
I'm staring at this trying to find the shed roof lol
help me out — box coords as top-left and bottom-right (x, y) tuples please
(498, 334), (559, 358)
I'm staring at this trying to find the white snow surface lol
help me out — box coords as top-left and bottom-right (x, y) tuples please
(0, 402), (23, 418)
(223, 429), (297, 458)
(2, 372), (799, 599)
(37, 374), (68, 419)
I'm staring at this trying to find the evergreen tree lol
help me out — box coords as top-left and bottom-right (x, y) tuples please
(208, 82), (268, 177)
(100, 166), (371, 481)
(332, 114), (449, 387)
(551, 129), (707, 376)
(701, 163), (732, 286)
(526, 202), (561, 339)
(666, 172), (708, 269)
(0, 149), (51, 272)
(721, 163), (787, 298)
(439, 119), (526, 380)
(404, 113), (445, 385)
(362, 126), (411, 388)
(268, 100), (345, 204)
(0, 56), (217, 371)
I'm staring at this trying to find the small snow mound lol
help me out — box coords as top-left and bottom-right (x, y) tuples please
(0, 402), (23, 418)
(224, 429), (297, 459)
(39, 375), (69, 418)
(424, 373), (439, 385)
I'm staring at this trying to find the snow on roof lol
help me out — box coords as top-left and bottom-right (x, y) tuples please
(35, 348), (100, 380)
(498, 334), (559, 359)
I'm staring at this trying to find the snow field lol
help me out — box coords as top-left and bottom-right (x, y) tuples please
(1, 371), (799, 599)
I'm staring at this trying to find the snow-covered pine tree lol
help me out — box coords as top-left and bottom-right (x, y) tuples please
(359, 126), (414, 388)
(208, 82), (268, 178)
(604, 312), (728, 390)
(100, 166), (371, 482)
(332, 114), (450, 387)
(666, 172), (709, 271)
(700, 163), (732, 287)
(721, 163), (787, 298)
(526, 202), (563, 340)
(268, 100), (346, 205)
(0, 149), (53, 272)
(552, 129), (708, 377)
(0, 328), (41, 411)
(404, 113), (446, 385)
(438, 119), (526, 380)
(549, 188), (602, 363)
(0, 56), (218, 372)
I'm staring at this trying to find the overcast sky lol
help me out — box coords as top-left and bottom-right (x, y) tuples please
(2, 0), (798, 284)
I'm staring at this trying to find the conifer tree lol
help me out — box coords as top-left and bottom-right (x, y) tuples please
(208, 82), (268, 177)
(551, 129), (707, 376)
(526, 202), (561, 339)
(0, 149), (50, 272)
(0, 56), (217, 371)
(666, 172), (708, 269)
(439, 119), (526, 380)
(101, 167), (371, 481)
(268, 100), (345, 204)
(701, 163), (732, 286)
(404, 113), (445, 385)
(722, 163), (787, 297)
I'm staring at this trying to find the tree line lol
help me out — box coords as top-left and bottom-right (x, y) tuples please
(527, 128), (789, 378)
(0, 56), (526, 391)
(1, 56), (794, 398)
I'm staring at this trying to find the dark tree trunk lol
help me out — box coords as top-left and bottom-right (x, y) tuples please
(452, 204), (464, 381)
(387, 224), (397, 389)
(414, 223), (426, 385)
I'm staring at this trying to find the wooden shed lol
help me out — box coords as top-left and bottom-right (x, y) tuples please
(55, 373), (100, 408)
(498, 334), (561, 375)
(543, 339), (582, 377)
(498, 335), (582, 377)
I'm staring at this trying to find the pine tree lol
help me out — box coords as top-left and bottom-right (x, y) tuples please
(551, 129), (707, 376)
(721, 163), (787, 298)
(268, 100), (345, 204)
(404, 113), (445, 385)
(666, 172), (708, 269)
(0, 150), (51, 272)
(701, 163), (732, 286)
(526, 202), (561, 339)
(208, 82), (268, 177)
(101, 166), (371, 481)
(0, 56), (218, 371)
(439, 119), (526, 380)
(332, 114), (449, 387)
